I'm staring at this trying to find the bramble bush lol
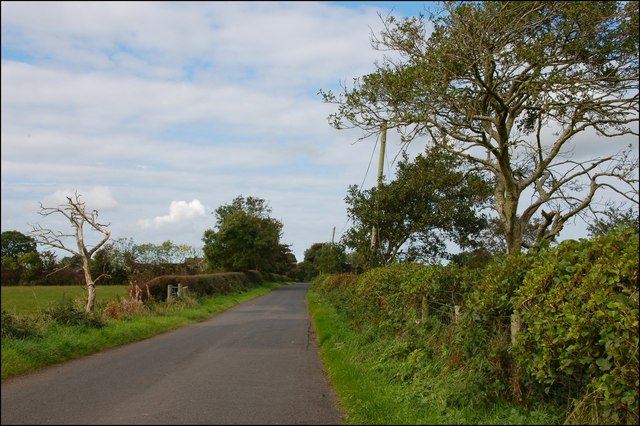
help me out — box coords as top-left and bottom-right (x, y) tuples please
(314, 228), (638, 424)
(43, 299), (105, 328)
(513, 229), (638, 424)
(1, 309), (40, 339)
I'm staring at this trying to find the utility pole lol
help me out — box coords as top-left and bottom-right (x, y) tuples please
(370, 121), (387, 251)
(331, 226), (336, 247)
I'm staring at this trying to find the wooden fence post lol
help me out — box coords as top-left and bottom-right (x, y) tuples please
(510, 311), (521, 345)
(421, 296), (429, 322)
(510, 310), (523, 403)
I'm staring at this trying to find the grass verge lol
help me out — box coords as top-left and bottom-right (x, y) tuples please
(2, 282), (284, 380)
(307, 286), (563, 425)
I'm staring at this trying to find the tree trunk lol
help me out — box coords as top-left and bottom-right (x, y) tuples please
(505, 217), (523, 255)
(82, 257), (96, 313)
(496, 176), (523, 254)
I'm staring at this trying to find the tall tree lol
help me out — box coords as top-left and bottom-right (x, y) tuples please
(31, 192), (111, 312)
(587, 205), (639, 236)
(300, 242), (347, 279)
(202, 195), (287, 273)
(321, 1), (639, 253)
(343, 143), (492, 267)
(1, 230), (37, 260)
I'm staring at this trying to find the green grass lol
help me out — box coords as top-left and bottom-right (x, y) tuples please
(1, 285), (129, 315)
(307, 287), (563, 425)
(1, 282), (285, 380)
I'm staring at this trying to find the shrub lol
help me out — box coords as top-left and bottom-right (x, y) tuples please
(43, 299), (105, 328)
(513, 229), (639, 424)
(312, 273), (358, 309)
(138, 271), (268, 302)
(347, 263), (467, 335)
(102, 299), (146, 320)
(1, 309), (40, 339)
(463, 252), (532, 333)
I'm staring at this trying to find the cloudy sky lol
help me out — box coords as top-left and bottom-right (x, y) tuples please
(2, 1), (637, 264)
(2, 1), (436, 262)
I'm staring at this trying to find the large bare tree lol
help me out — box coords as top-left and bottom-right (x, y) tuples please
(321, 1), (639, 253)
(31, 192), (111, 312)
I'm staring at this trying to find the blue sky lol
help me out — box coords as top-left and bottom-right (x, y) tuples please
(2, 1), (635, 264)
(1, 1), (436, 262)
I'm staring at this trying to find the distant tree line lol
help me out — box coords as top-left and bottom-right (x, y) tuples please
(0, 232), (205, 287)
(3, 189), (636, 287)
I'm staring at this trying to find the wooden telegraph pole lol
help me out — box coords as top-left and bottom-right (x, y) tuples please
(370, 121), (387, 251)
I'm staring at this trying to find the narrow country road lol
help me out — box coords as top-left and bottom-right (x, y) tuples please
(1, 283), (343, 425)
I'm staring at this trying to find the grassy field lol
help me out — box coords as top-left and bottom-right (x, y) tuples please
(2, 282), (286, 380)
(1, 285), (129, 315)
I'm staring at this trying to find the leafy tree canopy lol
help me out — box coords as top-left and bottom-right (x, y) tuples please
(342, 143), (492, 267)
(1, 230), (38, 260)
(203, 195), (289, 273)
(301, 242), (347, 280)
(322, 1), (639, 254)
(587, 205), (639, 237)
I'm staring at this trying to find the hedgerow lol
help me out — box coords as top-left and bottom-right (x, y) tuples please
(314, 228), (639, 424)
(513, 229), (639, 424)
(132, 270), (281, 301)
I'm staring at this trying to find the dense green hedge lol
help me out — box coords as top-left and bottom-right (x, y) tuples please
(513, 230), (639, 424)
(312, 229), (639, 424)
(136, 270), (290, 301)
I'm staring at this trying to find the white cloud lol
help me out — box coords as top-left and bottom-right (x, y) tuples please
(139, 200), (206, 229)
(42, 187), (118, 210)
(2, 1), (633, 263)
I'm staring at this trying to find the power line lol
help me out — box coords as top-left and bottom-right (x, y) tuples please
(360, 133), (380, 190)
(338, 133), (381, 238)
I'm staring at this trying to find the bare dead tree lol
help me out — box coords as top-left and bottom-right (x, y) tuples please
(31, 192), (111, 313)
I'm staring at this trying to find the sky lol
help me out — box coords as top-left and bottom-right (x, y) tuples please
(1, 1), (637, 264)
(1, 1), (436, 262)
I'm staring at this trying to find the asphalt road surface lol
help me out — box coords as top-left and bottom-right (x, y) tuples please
(1, 282), (343, 425)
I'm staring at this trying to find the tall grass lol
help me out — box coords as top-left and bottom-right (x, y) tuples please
(307, 287), (563, 425)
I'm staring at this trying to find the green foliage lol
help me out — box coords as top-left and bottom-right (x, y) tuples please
(301, 243), (347, 280)
(93, 238), (205, 286)
(463, 252), (532, 339)
(17, 251), (44, 283)
(513, 229), (639, 424)
(315, 229), (638, 424)
(1, 230), (37, 260)
(1, 231), (43, 285)
(2, 235), (206, 287)
(316, 244), (347, 275)
(139, 270), (274, 301)
(203, 195), (290, 274)
(333, 263), (467, 335)
(43, 299), (105, 328)
(1, 309), (40, 339)
(342, 144), (491, 268)
(311, 273), (358, 310)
